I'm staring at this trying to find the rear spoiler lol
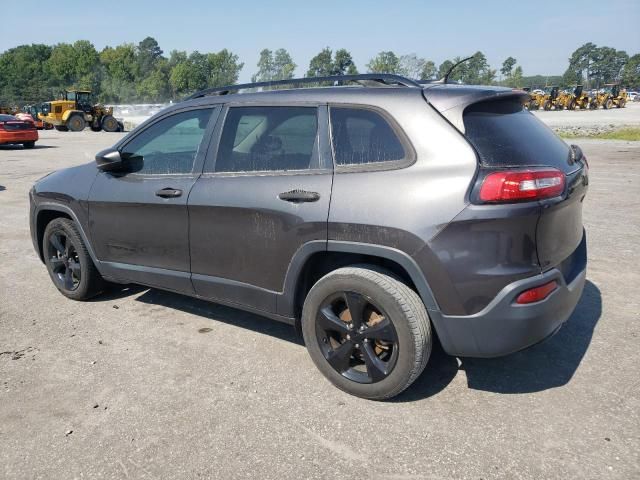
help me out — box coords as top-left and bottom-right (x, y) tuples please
(422, 85), (529, 133)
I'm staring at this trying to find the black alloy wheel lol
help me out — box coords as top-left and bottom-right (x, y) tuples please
(315, 291), (399, 384)
(46, 230), (81, 292)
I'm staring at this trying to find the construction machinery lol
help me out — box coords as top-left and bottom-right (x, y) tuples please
(21, 105), (53, 130)
(38, 90), (121, 132)
(542, 86), (562, 111)
(590, 84), (627, 109)
(525, 88), (546, 110)
(565, 85), (591, 110)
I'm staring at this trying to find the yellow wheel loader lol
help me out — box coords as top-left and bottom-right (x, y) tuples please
(567, 85), (591, 110)
(38, 90), (122, 132)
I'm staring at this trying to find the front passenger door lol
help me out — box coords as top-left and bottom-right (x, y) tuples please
(89, 106), (218, 292)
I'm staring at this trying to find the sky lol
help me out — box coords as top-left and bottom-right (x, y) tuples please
(1, 0), (638, 82)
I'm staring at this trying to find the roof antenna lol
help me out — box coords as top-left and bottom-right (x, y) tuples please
(439, 56), (474, 84)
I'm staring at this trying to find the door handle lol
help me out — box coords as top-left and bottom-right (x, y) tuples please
(278, 189), (320, 203)
(155, 187), (183, 198)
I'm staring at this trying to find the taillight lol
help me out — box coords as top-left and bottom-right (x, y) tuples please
(479, 169), (565, 203)
(516, 280), (558, 304)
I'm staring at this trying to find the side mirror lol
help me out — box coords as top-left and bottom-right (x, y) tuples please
(95, 147), (125, 172)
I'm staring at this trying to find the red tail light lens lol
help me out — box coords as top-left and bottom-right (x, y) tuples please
(479, 169), (565, 203)
(516, 280), (558, 304)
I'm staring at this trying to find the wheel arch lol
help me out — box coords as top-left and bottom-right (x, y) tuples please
(281, 240), (440, 321)
(34, 204), (98, 266)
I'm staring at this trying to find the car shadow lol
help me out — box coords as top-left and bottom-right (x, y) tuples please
(94, 280), (601, 400)
(394, 280), (602, 401)
(0, 185), (5, 192)
(96, 284), (303, 345)
(0, 145), (57, 150)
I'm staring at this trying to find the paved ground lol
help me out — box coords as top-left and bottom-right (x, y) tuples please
(1, 130), (639, 479)
(533, 101), (640, 128)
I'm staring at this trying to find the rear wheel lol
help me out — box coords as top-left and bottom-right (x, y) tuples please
(302, 265), (432, 400)
(22, 141), (35, 149)
(101, 115), (119, 133)
(43, 218), (104, 300)
(67, 114), (86, 132)
(604, 98), (613, 109)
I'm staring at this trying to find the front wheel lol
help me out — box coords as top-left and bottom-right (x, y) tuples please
(43, 218), (104, 300)
(101, 115), (119, 133)
(67, 114), (86, 132)
(302, 265), (432, 400)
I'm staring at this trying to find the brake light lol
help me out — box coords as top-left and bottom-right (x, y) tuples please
(516, 280), (558, 304)
(479, 169), (565, 203)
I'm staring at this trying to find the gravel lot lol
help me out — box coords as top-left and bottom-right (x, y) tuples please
(1, 128), (639, 479)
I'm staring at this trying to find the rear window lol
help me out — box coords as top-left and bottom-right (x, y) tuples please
(463, 100), (571, 170)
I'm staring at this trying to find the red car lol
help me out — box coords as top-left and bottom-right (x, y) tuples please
(0, 114), (38, 148)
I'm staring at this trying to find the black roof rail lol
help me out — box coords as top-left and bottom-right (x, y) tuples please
(185, 74), (421, 100)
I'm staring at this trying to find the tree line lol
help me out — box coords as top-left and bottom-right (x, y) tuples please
(0, 38), (638, 105)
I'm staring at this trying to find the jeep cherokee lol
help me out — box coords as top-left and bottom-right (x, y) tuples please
(30, 74), (588, 399)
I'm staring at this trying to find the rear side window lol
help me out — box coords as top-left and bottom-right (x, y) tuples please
(463, 100), (571, 170)
(330, 107), (406, 166)
(214, 106), (319, 173)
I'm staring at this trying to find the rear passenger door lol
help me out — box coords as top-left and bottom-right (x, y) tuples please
(188, 104), (333, 315)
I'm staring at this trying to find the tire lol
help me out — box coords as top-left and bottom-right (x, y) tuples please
(101, 115), (119, 133)
(301, 265), (432, 400)
(567, 99), (576, 110)
(604, 99), (613, 109)
(23, 141), (35, 149)
(543, 100), (552, 111)
(54, 125), (68, 132)
(67, 114), (86, 132)
(90, 124), (102, 132)
(617, 98), (626, 108)
(43, 218), (104, 300)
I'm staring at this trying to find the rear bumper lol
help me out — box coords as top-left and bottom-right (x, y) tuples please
(0, 131), (38, 144)
(431, 234), (587, 357)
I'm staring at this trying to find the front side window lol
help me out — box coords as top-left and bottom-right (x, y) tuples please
(330, 107), (406, 166)
(214, 106), (318, 173)
(121, 108), (213, 175)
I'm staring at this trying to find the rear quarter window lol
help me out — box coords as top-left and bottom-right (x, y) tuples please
(463, 99), (571, 170)
(330, 107), (408, 168)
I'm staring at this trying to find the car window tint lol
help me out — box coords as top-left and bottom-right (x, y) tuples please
(121, 108), (213, 175)
(330, 107), (405, 166)
(214, 106), (318, 172)
(463, 100), (570, 171)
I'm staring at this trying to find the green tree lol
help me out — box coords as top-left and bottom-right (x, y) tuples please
(366, 51), (400, 73)
(509, 66), (524, 87)
(306, 47), (357, 77)
(500, 57), (517, 77)
(420, 61), (437, 80)
(252, 48), (296, 82)
(307, 47), (333, 77)
(398, 54), (426, 79)
(334, 49), (357, 75)
(622, 54), (640, 86)
(137, 36), (163, 78)
(0, 44), (52, 104)
(47, 40), (99, 90)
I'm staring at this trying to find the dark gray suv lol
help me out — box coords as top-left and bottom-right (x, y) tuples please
(29, 74), (588, 399)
